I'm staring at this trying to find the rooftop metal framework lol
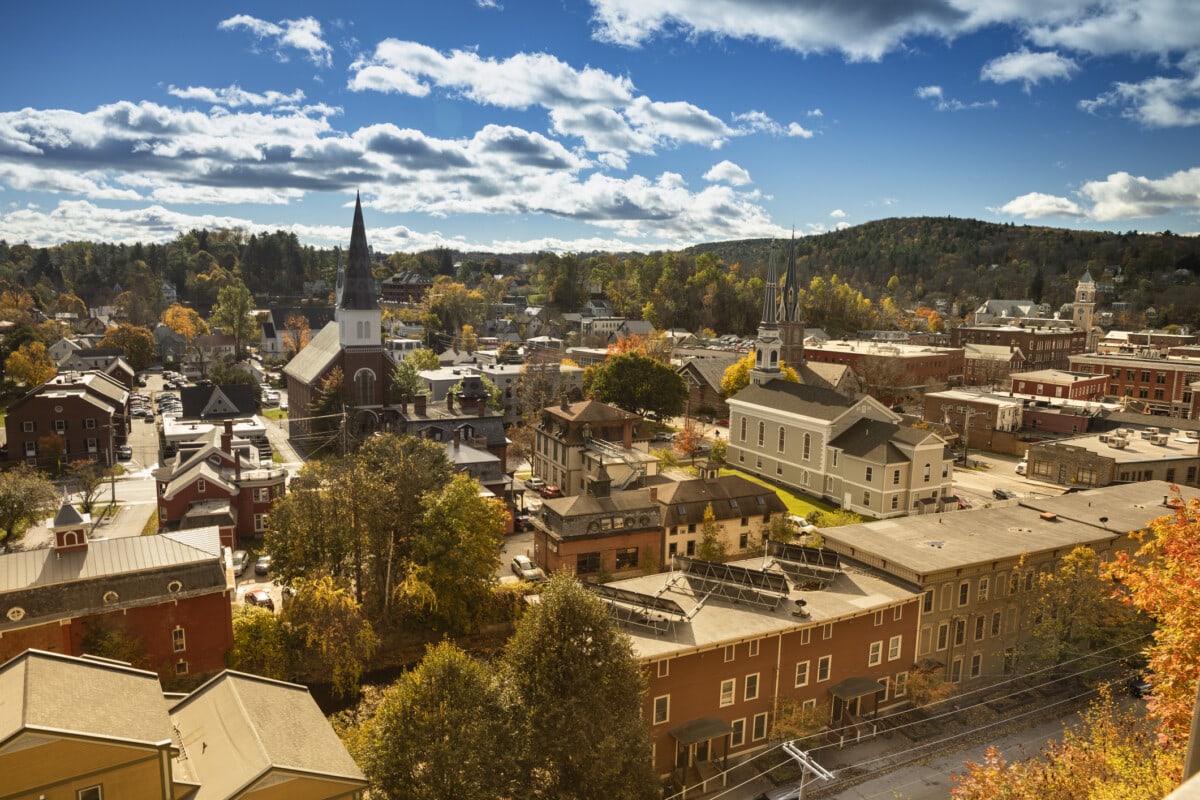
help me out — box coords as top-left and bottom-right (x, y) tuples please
(587, 582), (687, 634)
(671, 556), (790, 610)
(766, 540), (842, 590)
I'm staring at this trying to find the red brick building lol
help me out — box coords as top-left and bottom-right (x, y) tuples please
(153, 419), (287, 550)
(4, 370), (129, 469)
(803, 340), (964, 401)
(607, 558), (920, 784)
(0, 506), (233, 683)
(1069, 352), (1200, 418)
(1010, 369), (1107, 402)
(951, 324), (1087, 372)
(381, 270), (433, 303)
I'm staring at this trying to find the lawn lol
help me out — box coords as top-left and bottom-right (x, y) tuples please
(717, 466), (838, 519)
(262, 408), (287, 422)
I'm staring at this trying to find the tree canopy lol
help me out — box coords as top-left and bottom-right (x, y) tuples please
(0, 466), (59, 546)
(100, 322), (156, 370)
(586, 352), (687, 419)
(209, 280), (256, 358)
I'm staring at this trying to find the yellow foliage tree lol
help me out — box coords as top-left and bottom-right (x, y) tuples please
(161, 303), (210, 342)
(5, 341), (56, 386)
(720, 351), (800, 396)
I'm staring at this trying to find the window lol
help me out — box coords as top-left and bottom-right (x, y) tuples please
(172, 627), (186, 652)
(576, 552), (601, 574)
(54, 419), (67, 434)
(24, 441), (36, 457)
(891, 496), (899, 510)
(731, 718), (746, 747)
(354, 368), (377, 406)
(752, 712), (769, 741)
(653, 695), (670, 724)
(197, 479), (206, 494)
(892, 469), (901, 485)
(923, 590), (933, 613)
(868, 641), (883, 666)
(895, 671), (908, 697)
(958, 581), (970, 607)
(800, 628), (811, 645)
(615, 547), (638, 570)
(991, 611), (1002, 637)
(254, 487), (271, 502)
(878, 677), (889, 702)
(725, 644), (736, 662)
(745, 673), (760, 701)
(888, 635), (902, 661)
(656, 660), (670, 679)
(936, 622), (949, 650)
(175, 661), (189, 676)
(862, 490), (871, 506)
(22, 421), (34, 433)
(971, 653), (982, 678)
(757, 421), (765, 447)
(78, 787), (103, 800)
(974, 616), (985, 641)
(822, 623), (832, 640)
(795, 660), (810, 687)
(978, 577), (990, 602)
(894, 605), (903, 621)
(254, 514), (270, 532)
(873, 610), (884, 626)
(954, 618), (966, 647)
(720, 678), (736, 706)
(950, 658), (962, 683)
(86, 437), (97, 452)
(86, 418), (96, 429)
(923, 464), (931, 482)
(817, 655), (832, 682)
(778, 427), (785, 452)
(748, 639), (759, 657)
(803, 433), (811, 460)
(865, 466), (873, 482)
(740, 417), (747, 441)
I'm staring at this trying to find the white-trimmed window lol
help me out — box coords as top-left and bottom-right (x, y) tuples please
(888, 635), (903, 661)
(175, 661), (189, 676)
(817, 655), (832, 682)
(745, 673), (759, 701)
(54, 419), (67, 433)
(978, 577), (990, 602)
(757, 421), (765, 447)
(795, 660), (810, 687)
(748, 639), (759, 658)
(657, 660), (669, 678)
(254, 514), (269, 532)
(24, 441), (36, 457)
(958, 581), (970, 606)
(803, 433), (811, 460)
(720, 678), (736, 707)
(724, 644), (735, 662)
(868, 641), (883, 667)
(731, 718), (746, 747)
(878, 677), (889, 702)
(937, 622), (949, 650)
(800, 628), (811, 645)
(802, 698), (817, 711)
(653, 695), (670, 724)
(22, 421), (34, 433)
(740, 417), (747, 441)
(971, 653), (983, 678)
(78, 786), (102, 800)
(865, 466), (873, 482)
(752, 712), (769, 741)
(197, 479), (206, 494)
(873, 610), (884, 626)
(254, 487), (271, 502)
(822, 623), (832, 640)
(778, 427), (785, 452)
(172, 627), (186, 652)
(894, 605), (903, 621)
(86, 437), (97, 452)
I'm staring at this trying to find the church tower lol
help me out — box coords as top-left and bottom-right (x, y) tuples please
(1073, 270), (1096, 350)
(337, 193), (382, 351)
(778, 234), (806, 370)
(750, 249), (782, 386)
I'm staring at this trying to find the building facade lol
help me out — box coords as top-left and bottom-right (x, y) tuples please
(4, 370), (129, 469)
(1069, 352), (1200, 418)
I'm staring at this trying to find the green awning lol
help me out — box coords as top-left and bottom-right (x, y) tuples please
(669, 717), (733, 745)
(829, 676), (885, 700)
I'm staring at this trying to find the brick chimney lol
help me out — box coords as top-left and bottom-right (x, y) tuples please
(478, 397), (486, 417)
(415, 394), (427, 414)
(447, 391), (455, 411)
(235, 450), (242, 481)
(649, 486), (658, 503)
(400, 394), (408, 413)
(453, 428), (460, 448)
(560, 394), (570, 411)
(221, 419), (233, 454)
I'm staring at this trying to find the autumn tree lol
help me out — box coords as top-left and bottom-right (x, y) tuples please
(161, 303), (210, 342)
(672, 421), (706, 457)
(388, 357), (425, 402)
(708, 436), (727, 465)
(720, 351), (799, 397)
(0, 465), (59, 546)
(67, 460), (110, 514)
(586, 352), (686, 419)
(456, 322), (479, 353)
(696, 502), (727, 561)
(210, 280), (256, 359)
(0, 289), (35, 323)
(309, 366), (345, 437)
(607, 332), (671, 363)
(501, 573), (657, 800)
(359, 641), (517, 800)
(514, 362), (579, 422)
(283, 573), (379, 698)
(228, 604), (290, 680)
(282, 313), (312, 358)
(100, 322), (156, 370)
(5, 340), (56, 386)
(770, 698), (829, 747)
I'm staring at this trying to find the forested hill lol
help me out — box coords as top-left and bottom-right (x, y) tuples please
(686, 217), (1200, 318)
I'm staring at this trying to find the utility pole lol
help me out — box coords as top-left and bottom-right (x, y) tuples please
(956, 405), (975, 467)
(781, 740), (835, 800)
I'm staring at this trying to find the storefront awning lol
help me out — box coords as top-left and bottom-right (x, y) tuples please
(669, 717), (733, 745)
(829, 676), (885, 701)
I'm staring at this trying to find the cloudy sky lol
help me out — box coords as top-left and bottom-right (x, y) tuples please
(1, 0), (1197, 254)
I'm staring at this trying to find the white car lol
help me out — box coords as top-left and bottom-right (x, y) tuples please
(1015, 460), (1027, 475)
(511, 555), (546, 582)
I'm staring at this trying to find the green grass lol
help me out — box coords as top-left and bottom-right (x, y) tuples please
(717, 466), (838, 518)
(263, 408), (287, 421)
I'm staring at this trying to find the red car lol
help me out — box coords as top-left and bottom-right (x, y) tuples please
(244, 589), (275, 612)
(538, 485), (564, 499)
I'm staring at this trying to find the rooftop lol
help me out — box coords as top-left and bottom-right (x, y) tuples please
(1034, 427), (1200, 464)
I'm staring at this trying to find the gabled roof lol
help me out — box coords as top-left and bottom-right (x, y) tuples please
(545, 399), (639, 424)
(170, 671), (366, 800)
(52, 502), (85, 528)
(267, 306), (335, 330)
(161, 460), (237, 501)
(180, 384), (258, 419)
(677, 355), (739, 390)
(798, 362), (852, 393)
(0, 650), (174, 748)
(283, 321), (340, 385)
(655, 476), (787, 525)
(728, 379), (855, 421)
(831, 418), (942, 462)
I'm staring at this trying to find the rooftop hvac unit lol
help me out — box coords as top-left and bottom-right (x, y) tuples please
(1152, 434), (1169, 445)
(1140, 430), (1153, 439)
(1186, 431), (1200, 440)
(1099, 434), (1110, 443)
(1147, 427), (1160, 434)
(1110, 438), (1128, 449)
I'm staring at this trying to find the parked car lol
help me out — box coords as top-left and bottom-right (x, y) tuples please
(1015, 460), (1027, 475)
(511, 555), (546, 582)
(1128, 669), (1154, 698)
(524, 477), (546, 492)
(244, 588), (275, 612)
(254, 554), (272, 575)
(954, 495), (973, 509)
(992, 488), (1017, 500)
(231, 549), (248, 577)
(538, 485), (564, 499)
(116, 445), (133, 460)
(514, 514), (535, 532)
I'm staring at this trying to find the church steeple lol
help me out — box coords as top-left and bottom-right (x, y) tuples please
(779, 233), (806, 369)
(750, 247), (782, 386)
(337, 193), (382, 350)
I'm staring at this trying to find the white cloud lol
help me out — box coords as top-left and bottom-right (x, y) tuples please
(916, 85), (997, 111)
(1080, 167), (1200, 220)
(996, 191), (1085, 218)
(980, 48), (1078, 92)
(830, 208), (846, 218)
(1080, 66), (1200, 128)
(807, 108), (823, 117)
(218, 15), (333, 68)
(167, 84), (308, 109)
(732, 110), (814, 139)
(476, 0), (503, 8)
(786, 122), (815, 138)
(704, 160), (752, 186)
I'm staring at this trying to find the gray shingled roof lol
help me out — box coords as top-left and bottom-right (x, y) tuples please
(655, 475), (787, 525)
(729, 380), (854, 420)
(282, 321), (340, 385)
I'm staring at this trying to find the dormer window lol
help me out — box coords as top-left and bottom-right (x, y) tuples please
(198, 479), (206, 494)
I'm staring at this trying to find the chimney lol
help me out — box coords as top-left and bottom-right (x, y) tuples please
(478, 397), (486, 417)
(400, 394), (408, 413)
(415, 394), (427, 414)
(649, 486), (658, 503)
(560, 394), (569, 411)
(453, 429), (460, 448)
(221, 419), (233, 454)
(447, 391), (455, 411)
(235, 450), (242, 481)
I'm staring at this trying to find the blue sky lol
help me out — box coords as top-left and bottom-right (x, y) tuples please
(1, 0), (1197, 254)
